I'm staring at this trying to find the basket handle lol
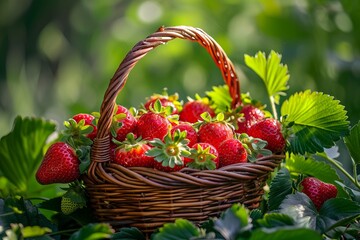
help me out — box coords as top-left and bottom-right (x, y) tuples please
(91, 26), (241, 167)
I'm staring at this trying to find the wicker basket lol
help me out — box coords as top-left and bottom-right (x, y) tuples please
(83, 26), (284, 235)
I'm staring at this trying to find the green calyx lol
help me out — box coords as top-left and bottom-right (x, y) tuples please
(146, 130), (191, 168)
(187, 145), (217, 170)
(238, 133), (272, 162)
(195, 112), (235, 131)
(61, 118), (93, 147)
(113, 133), (146, 151)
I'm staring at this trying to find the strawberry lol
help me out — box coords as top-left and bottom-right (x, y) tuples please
(60, 182), (87, 215)
(179, 98), (215, 123)
(247, 118), (285, 153)
(136, 100), (173, 141)
(114, 105), (137, 142)
(186, 142), (219, 170)
(144, 89), (182, 114)
(36, 142), (80, 184)
(136, 112), (171, 140)
(147, 130), (191, 172)
(197, 113), (234, 150)
(170, 122), (198, 147)
(72, 113), (97, 140)
(301, 177), (338, 210)
(235, 105), (265, 134)
(61, 196), (83, 215)
(113, 133), (154, 168)
(218, 138), (247, 167)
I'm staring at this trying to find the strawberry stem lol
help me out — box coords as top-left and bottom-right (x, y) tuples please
(320, 153), (360, 190)
(270, 95), (278, 120)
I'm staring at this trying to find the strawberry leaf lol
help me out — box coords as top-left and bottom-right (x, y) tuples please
(268, 168), (293, 211)
(111, 227), (146, 240)
(318, 198), (360, 233)
(250, 227), (322, 240)
(206, 85), (232, 113)
(69, 223), (114, 240)
(279, 192), (360, 234)
(256, 213), (295, 228)
(152, 219), (201, 240)
(281, 90), (349, 154)
(214, 204), (252, 239)
(0, 116), (57, 195)
(244, 50), (289, 105)
(344, 121), (360, 164)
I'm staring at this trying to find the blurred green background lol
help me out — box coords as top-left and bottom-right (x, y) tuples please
(1, 0), (359, 137)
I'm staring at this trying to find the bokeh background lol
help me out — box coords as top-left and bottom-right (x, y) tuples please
(1, 0), (359, 138)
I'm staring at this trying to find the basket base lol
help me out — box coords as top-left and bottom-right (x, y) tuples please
(84, 177), (267, 236)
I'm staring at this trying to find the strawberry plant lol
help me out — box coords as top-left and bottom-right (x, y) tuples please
(1, 48), (360, 240)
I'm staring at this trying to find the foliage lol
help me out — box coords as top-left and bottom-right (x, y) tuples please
(0, 116), (60, 198)
(1, 3), (360, 237)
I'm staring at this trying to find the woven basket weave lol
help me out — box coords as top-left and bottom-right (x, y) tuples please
(83, 26), (284, 234)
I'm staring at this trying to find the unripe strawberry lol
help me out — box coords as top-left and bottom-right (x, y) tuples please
(61, 197), (82, 215)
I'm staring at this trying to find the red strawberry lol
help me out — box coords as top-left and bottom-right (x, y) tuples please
(36, 142), (80, 184)
(218, 138), (247, 167)
(186, 142), (219, 170)
(147, 131), (191, 172)
(179, 99), (215, 123)
(114, 105), (137, 141)
(247, 118), (285, 153)
(136, 112), (171, 140)
(145, 98), (177, 113)
(72, 113), (97, 140)
(235, 105), (265, 134)
(144, 89), (182, 114)
(113, 134), (154, 168)
(197, 113), (234, 150)
(170, 122), (198, 147)
(301, 177), (338, 210)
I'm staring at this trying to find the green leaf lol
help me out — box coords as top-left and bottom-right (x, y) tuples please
(69, 223), (114, 240)
(249, 227), (322, 240)
(344, 121), (360, 164)
(214, 204), (251, 239)
(21, 226), (52, 238)
(111, 227), (145, 240)
(278, 192), (318, 229)
(318, 198), (360, 233)
(1, 197), (58, 233)
(0, 116), (57, 194)
(268, 168), (293, 211)
(281, 91), (349, 154)
(153, 219), (201, 240)
(256, 213), (295, 228)
(244, 50), (289, 104)
(279, 193), (360, 234)
(206, 85), (232, 113)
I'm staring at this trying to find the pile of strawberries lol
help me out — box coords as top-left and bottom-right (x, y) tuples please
(36, 87), (286, 185)
(35, 86), (339, 213)
(36, 87), (285, 184)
